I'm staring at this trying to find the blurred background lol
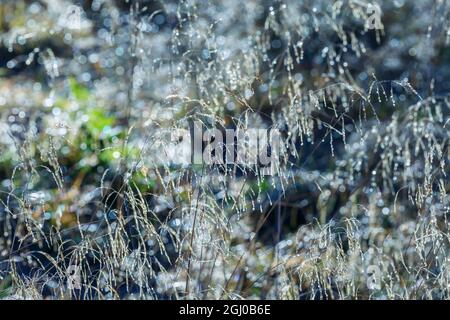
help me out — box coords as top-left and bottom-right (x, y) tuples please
(0, 0), (449, 300)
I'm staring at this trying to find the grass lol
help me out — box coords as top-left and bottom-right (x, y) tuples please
(0, 0), (449, 300)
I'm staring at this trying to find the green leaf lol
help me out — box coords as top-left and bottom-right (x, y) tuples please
(86, 108), (115, 137)
(69, 77), (90, 103)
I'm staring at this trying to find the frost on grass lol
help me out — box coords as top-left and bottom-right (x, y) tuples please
(0, 0), (449, 299)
